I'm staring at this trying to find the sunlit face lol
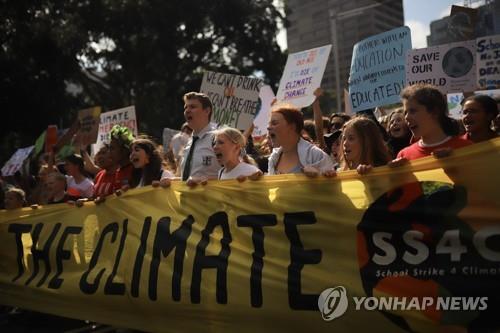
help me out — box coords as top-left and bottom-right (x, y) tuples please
(462, 100), (492, 134)
(130, 144), (150, 169)
(213, 134), (240, 167)
(4, 192), (23, 210)
(403, 98), (438, 139)
(267, 112), (296, 147)
(389, 113), (410, 139)
(184, 98), (210, 132)
(342, 127), (362, 168)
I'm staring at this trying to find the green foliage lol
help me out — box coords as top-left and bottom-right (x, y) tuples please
(0, 0), (286, 164)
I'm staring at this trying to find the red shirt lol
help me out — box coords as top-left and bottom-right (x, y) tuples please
(461, 132), (497, 143)
(94, 169), (117, 197)
(114, 163), (134, 191)
(397, 136), (472, 161)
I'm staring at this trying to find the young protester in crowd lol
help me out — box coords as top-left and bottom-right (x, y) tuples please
(495, 113), (500, 136)
(93, 144), (118, 198)
(64, 154), (94, 200)
(4, 188), (26, 210)
(179, 92), (219, 184)
(267, 103), (334, 176)
(212, 127), (261, 180)
(329, 113), (350, 133)
(169, 122), (192, 169)
(28, 164), (51, 205)
(323, 129), (342, 168)
(339, 117), (392, 174)
(128, 137), (174, 188)
(109, 125), (135, 191)
(386, 108), (412, 157)
(396, 84), (472, 161)
(46, 173), (69, 204)
(461, 94), (498, 143)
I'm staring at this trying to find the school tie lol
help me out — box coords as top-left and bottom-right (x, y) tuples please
(182, 136), (199, 181)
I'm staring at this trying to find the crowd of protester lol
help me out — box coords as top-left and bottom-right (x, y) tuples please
(0, 83), (499, 332)
(1, 83), (499, 210)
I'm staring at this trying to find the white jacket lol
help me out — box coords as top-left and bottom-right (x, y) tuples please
(268, 138), (334, 175)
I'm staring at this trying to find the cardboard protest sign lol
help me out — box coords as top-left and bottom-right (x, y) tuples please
(75, 107), (101, 147)
(45, 125), (58, 153)
(348, 26), (412, 112)
(449, 5), (478, 42)
(276, 45), (331, 108)
(406, 40), (477, 94)
(1, 146), (34, 177)
(476, 34), (500, 89)
(253, 85), (275, 137)
(93, 106), (138, 154)
(200, 71), (263, 130)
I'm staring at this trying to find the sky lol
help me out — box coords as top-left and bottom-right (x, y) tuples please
(403, 0), (482, 48)
(276, 0), (484, 50)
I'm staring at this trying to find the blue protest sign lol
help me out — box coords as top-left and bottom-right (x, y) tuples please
(348, 26), (412, 112)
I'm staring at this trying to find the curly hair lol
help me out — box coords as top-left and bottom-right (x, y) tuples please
(129, 138), (164, 187)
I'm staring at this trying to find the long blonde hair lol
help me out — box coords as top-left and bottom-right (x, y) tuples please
(214, 127), (255, 165)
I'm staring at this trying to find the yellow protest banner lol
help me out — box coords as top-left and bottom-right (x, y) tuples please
(1, 138), (499, 333)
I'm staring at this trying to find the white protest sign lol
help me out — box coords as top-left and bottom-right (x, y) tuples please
(253, 85), (275, 137)
(348, 26), (412, 112)
(276, 45), (332, 108)
(476, 34), (500, 89)
(447, 93), (464, 119)
(200, 71), (263, 130)
(1, 146), (34, 177)
(474, 89), (500, 99)
(93, 106), (138, 154)
(162, 128), (179, 152)
(407, 40), (477, 93)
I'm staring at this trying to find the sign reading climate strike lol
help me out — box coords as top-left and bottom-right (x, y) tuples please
(348, 26), (411, 112)
(276, 44), (331, 108)
(200, 71), (263, 130)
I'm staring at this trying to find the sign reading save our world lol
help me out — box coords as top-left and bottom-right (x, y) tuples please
(348, 26), (412, 112)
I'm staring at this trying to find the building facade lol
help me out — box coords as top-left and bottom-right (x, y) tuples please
(427, 0), (500, 46)
(286, 0), (404, 111)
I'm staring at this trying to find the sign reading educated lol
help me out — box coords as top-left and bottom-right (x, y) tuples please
(93, 106), (138, 154)
(348, 26), (412, 112)
(476, 34), (500, 89)
(276, 45), (331, 108)
(406, 40), (477, 93)
(1, 139), (500, 333)
(1, 146), (34, 177)
(200, 71), (263, 130)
